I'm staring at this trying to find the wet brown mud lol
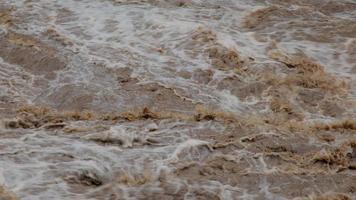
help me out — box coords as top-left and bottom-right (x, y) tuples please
(244, 2), (356, 43)
(0, 32), (66, 79)
(0, 186), (18, 200)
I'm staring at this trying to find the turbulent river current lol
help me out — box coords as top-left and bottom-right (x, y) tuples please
(0, 0), (355, 199)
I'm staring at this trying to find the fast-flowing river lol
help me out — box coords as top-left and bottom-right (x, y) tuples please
(0, 0), (355, 199)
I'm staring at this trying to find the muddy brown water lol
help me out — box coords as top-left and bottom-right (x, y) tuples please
(0, 0), (355, 199)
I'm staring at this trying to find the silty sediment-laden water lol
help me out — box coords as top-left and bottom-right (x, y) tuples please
(0, 0), (355, 199)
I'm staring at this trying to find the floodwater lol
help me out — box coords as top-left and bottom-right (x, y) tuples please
(0, 0), (355, 199)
